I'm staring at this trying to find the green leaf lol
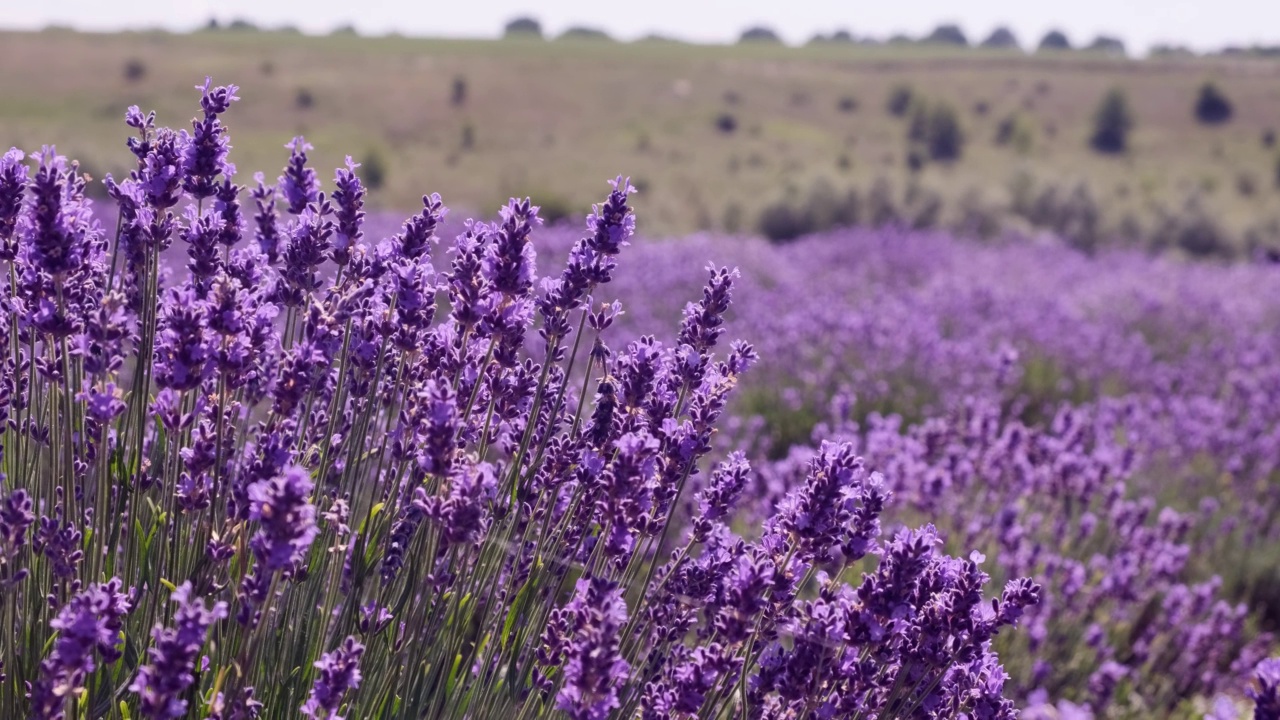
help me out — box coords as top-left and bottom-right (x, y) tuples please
(501, 580), (532, 651)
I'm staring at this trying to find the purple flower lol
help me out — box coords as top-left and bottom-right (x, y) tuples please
(25, 146), (95, 278)
(153, 284), (212, 391)
(585, 176), (636, 255)
(0, 489), (34, 576)
(483, 197), (539, 298)
(130, 582), (228, 719)
(1253, 658), (1280, 720)
(181, 77), (239, 199)
(29, 579), (132, 720)
(279, 136), (319, 214)
(247, 465), (318, 572)
(420, 461), (498, 546)
(301, 636), (365, 719)
(770, 441), (887, 566)
(554, 577), (631, 720)
(251, 173), (282, 262)
(0, 146), (28, 259)
(139, 128), (185, 211)
(331, 156), (365, 267)
(692, 452), (751, 539)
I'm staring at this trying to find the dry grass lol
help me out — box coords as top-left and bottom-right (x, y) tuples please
(3, 28), (1280, 237)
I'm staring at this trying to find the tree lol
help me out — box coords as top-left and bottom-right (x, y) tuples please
(1085, 35), (1127, 56)
(451, 76), (467, 107)
(886, 84), (915, 117)
(925, 102), (965, 161)
(1090, 88), (1134, 154)
(560, 26), (612, 41)
(923, 23), (968, 47)
(906, 100), (965, 163)
(739, 26), (782, 43)
(980, 27), (1021, 50)
(503, 16), (543, 38)
(1037, 30), (1072, 51)
(1194, 82), (1234, 125)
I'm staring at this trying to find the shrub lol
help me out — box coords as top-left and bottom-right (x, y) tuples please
(886, 84), (915, 117)
(123, 58), (146, 83)
(758, 179), (865, 241)
(461, 122), (476, 149)
(909, 100), (965, 162)
(715, 112), (738, 134)
(836, 95), (858, 113)
(994, 112), (1035, 152)
(294, 87), (315, 110)
(503, 16), (542, 38)
(1085, 35), (1127, 56)
(739, 26), (782, 43)
(1037, 29), (1072, 51)
(1194, 81), (1234, 125)
(1238, 171), (1259, 197)
(980, 26), (1021, 49)
(1155, 194), (1235, 258)
(359, 149), (387, 190)
(1009, 176), (1104, 253)
(1264, 128), (1276, 148)
(559, 26), (612, 41)
(1090, 87), (1134, 154)
(923, 23), (969, 46)
(928, 103), (965, 161)
(451, 75), (467, 107)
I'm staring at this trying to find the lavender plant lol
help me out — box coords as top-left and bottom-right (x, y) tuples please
(0, 80), (1035, 719)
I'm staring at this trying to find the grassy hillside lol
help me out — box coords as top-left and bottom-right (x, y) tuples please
(3, 28), (1280, 243)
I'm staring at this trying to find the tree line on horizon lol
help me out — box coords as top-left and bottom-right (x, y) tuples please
(180, 15), (1280, 58)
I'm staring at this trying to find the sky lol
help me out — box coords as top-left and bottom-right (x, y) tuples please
(3, 0), (1277, 54)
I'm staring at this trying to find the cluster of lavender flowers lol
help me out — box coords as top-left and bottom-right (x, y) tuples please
(0, 81), (1036, 718)
(570, 226), (1280, 715)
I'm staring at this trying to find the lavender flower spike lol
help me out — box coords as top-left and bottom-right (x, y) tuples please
(181, 77), (240, 199)
(130, 582), (229, 719)
(29, 580), (133, 720)
(279, 136), (319, 214)
(331, 156), (365, 267)
(301, 636), (365, 719)
(0, 146), (27, 259)
(556, 577), (631, 720)
(1253, 658), (1280, 720)
(248, 465), (318, 572)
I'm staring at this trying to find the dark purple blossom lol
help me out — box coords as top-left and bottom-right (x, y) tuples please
(181, 77), (239, 199)
(1253, 658), (1280, 720)
(301, 636), (364, 719)
(0, 146), (27, 259)
(330, 156), (365, 267)
(279, 137), (319, 215)
(247, 465), (318, 572)
(130, 582), (229, 719)
(554, 577), (631, 720)
(29, 580), (132, 720)
(251, 173), (282, 262)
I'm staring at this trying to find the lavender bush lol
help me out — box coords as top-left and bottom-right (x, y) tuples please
(0, 80), (1040, 718)
(579, 227), (1280, 716)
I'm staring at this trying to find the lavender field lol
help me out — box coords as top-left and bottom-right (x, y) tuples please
(1, 77), (1279, 720)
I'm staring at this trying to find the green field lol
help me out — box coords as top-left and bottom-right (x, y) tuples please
(3, 27), (1280, 244)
